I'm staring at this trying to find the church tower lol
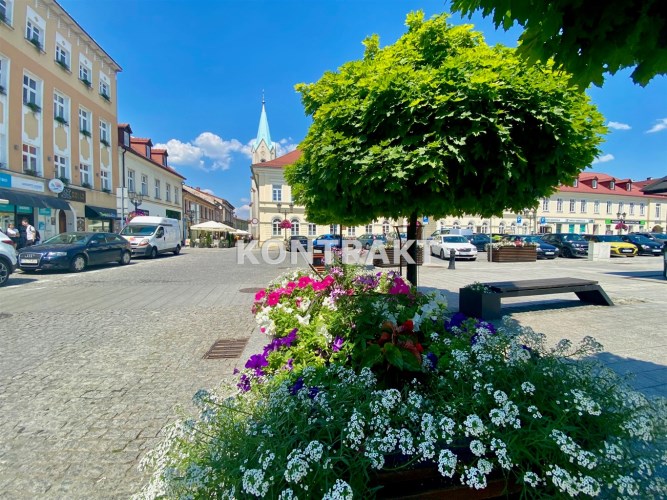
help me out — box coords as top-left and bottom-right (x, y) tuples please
(251, 97), (276, 164)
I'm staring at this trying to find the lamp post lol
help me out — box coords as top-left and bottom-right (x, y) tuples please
(128, 191), (144, 214)
(276, 201), (294, 242)
(184, 209), (194, 244)
(616, 211), (627, 235)
(523, 208), (537, 234)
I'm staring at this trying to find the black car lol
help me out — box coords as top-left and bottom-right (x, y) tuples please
(18, 232), (132, 272)
(630, 232), (667, 246)
(287, 235), (309, 251)
(466, 234), (491, 252)
(502, 235), (559, 259)
(540, 233), (588, 258)
(620, 234), (663, 256)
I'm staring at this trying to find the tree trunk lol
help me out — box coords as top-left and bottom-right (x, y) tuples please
(407, 211), (418, 286)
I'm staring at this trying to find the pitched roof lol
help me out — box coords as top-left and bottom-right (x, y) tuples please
(640, 175), (667, 195)
(182, 185), (234, 209)
(558, 171), (658, 198)
(252, 100), (275, 153)
(252, 149), (302, 168)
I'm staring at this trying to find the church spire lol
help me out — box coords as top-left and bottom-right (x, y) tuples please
(252, 95), (276, 164)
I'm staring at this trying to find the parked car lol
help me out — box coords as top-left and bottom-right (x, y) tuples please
(582, 235), (637, 257)
(0, 230), (17, 287)
(540, 233), (589, 258)
(630, 232), (667, 246)
(17, 232), (132, 272)
(620, 234), (663, 256)
(120, 216), (181, 258)
(466, 234), (491, 252)
(357, 233), (387, 249)
(429, 235), (478, 260)
(312, 234), (342, 250)
(501, 235), (559, 259)
(287, 235), (309, 251)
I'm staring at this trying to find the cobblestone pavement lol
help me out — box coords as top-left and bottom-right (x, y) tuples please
(1, 247), (665, 498)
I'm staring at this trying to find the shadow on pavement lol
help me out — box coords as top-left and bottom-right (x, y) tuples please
(4, 276), (39, 287)
(604, 270), (665, 281)
(590, 352), (667, 399)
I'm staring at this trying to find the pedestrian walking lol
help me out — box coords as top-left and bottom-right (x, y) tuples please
(22, 218), (37, 247)
(6, 223), (19, 247)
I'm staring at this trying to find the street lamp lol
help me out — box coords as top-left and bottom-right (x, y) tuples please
(616, 211), (627, 234)
(129, 191), (143, 213)
(276, 201), (294, 242)
(523, 208), (537, 234)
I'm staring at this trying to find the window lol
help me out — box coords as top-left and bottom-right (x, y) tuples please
(55, 44), (69, 69)
(166, 183), (171, 202)
(174, 187), (180, 205)
(366, 224), (372, 233)
(569, 199), (576, 213)
(556, 199), (563, 212)
(573, 179), (578, 187)
(308, 223), (317, 236)
(330, 224), (338, 234)
(78, 108), (90, 134)
(347, 226), (356, 236)
(99, 120), (109, 145)
(0, 57), (6, 89)
(629, 202), (635, 216)
(580, 200), (587, 213)
(291, 218), (300, 235)
(656, 204), (661, 219)
(272, 184), (282, 202)
(272, 218), (281, 236)
(542, 198), (549, 211)
(53, 92), (68, 123)
(618, 202), (624, 214)
(100, 169), (110, 191)
(22, 74), (39, 106)
(382, 221), (390, 234)
(79, 55), (92, 86)
(22, 144), (39, 174)
(141, 175), (148, 195)
(626, 182), (632, 191)
(640, 203), (645, 216)
(154, 179), (161, 199)
(127, 170), (135, 193)
(609, 180), (615, 190)
(145, 145), (151, 158)
(592, 179), (598, 189)
(80, 163), (91, 186)
(99, 80), (109, 99)
(26, 20), (42, 48)
(606, 201), (612, 214)
(54, 155), (68, 180)
(593, 200), (600, 214)
(0, 0), (14, 25)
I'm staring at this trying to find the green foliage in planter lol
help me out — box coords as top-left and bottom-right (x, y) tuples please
(54, 115), (68, 126)
(81, 181), (92, 189)
(80, 78), (92, 88)
(80, 129), (92, 138)
(100, 138), (110, 147)
(0, 12), (7, 24)
(100, 92), (111, 102)
(29, 37), (42, 51)
(58, 176), (70, 185)
(55, 59), (70, 71)
(0, 85), (5, 95)
(102, 188), (111, 194)
(24, 101), (41, 113)
(24, 169), (38, 177)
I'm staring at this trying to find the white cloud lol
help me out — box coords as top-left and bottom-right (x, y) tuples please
(276, 138), (299, 157)
(592, 154), (615, 164)
(607, 121), (631, 130)
(193, 132), (249, 171)
(240, 197), (250, 203)
(156, 139), (205, 167)
(235, 204), (250, 219)
(646, 118), (667, 133)
(201, 188), (215, 195)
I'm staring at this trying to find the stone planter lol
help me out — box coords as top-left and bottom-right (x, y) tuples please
(373, 247), (424, 268)
(488, 246), (537, 262)
(459, 287), (501, 319)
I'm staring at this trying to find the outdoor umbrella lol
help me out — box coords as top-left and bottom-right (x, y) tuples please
(190, 221), (235, 232)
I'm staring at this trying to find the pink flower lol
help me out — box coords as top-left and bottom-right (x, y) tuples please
(267, 292), (281, 306)
(254, 289), (266, 302)
(298, 276), (314, 288)
(286, 281), (297, 291)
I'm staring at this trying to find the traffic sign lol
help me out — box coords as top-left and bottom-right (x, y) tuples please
(540, 216), (546, 224)
(516, 216), (523, 225)
(422, 216), (429, 223)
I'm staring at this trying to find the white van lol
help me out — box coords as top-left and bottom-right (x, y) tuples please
(120, 216), (181, 258)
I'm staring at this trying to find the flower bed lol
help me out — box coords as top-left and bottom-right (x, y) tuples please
(137, 266), (667, 499)
(488, 246), (537, 262)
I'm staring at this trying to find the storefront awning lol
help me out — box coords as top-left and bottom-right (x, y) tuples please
(85, 205), (118, 219)
(0, 187), (71, 210)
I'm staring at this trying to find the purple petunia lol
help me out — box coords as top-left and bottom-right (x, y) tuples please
(237, 373), (251, 392)
(445, 312), (468, 332)
(290, 377), (304, 395)
(332, 336), (344, 352)
(245, 353), (269, 376)
(308, 386), (320, 399)
(425, 352), (438, 370)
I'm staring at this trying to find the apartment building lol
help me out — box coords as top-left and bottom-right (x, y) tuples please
(0, 0), (122, 236)
(182, 185), (235, 239)
(116, 124), (185, 232)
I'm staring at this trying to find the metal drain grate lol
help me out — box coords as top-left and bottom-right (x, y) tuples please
(203, 338), (249, 359)
(239, 287), (264, 294)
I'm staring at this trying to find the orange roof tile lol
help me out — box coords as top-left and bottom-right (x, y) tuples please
(253, 149), (302, 167)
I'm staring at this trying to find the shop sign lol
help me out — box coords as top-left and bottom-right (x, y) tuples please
(48, 178), (65, 193)
(545, 218), (594, 223)
(606, 219), (644, 225)
(165, 209), (181, 220)
(13, 176), (45, 192)
(58, 186), (86, 203)
(38, 208), (52, 215)
(0, 172), (10, 188)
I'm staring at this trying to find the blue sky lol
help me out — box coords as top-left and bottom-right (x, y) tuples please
(58, 0), (667, 219)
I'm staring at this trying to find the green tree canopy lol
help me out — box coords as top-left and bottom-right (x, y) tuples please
(287, 11), (605, 227)
(451, 0), (667, 87)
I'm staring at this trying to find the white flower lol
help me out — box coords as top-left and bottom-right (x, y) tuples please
(470, 439), (486, 457)
(322, 479), (353, 500)
(523, 471), (541, 487)
(437, 449), (457, 478)
(463, 414), (485, 437)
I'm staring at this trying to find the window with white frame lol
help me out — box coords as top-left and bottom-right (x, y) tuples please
(626, 182), (632, 191)
(609, 180), (615, 190)
(54, 154), (68, 180)
(127, 169), (135, 193)
(291, 219), (300, 235)
(330, 224), (338, 234)
(154, 179), (161, 199)
(556, 199), (563, 212)
(0, 0), (14, 25)
(22, 144), (39, 174)
(272, 218), (281, 236)
(80, 163), (91, 186)
(656, 204), (661, 219)
(308, 223), (317, 236)
(640, 203), (645, 216)
(618, 202), (624, 214)
(141, 175), (148, 195)
(174, 187), (179, 204)
(26, 19), (42, 48)
(272, 184), (282, 202)
(100, 169), (110, 191)
(0, 57), (6, 89)
(166, 183), (171, 202)
(629, 202), (635, 216)
(22, 73), (39, 106)
(592, 178), (598, 189)
(573, 179), (578, 187)
(593, 200), (600, 214)
(99, 73), (110, 100)
(569, 199), (576, 212)
(366, 224), (372, 233)
(53, 92), (68, 123)
(347, 226), (356, 236)
(382, 221), (390, 234)
(55, 44), (69, 69)
(606, 201), (612, 214)
(78, 107), (90, 134)
(542, 198), (549, 211)
(79, 55), (91, 85)
(580, 200), (587, 213)
(99, 120), (109, 145)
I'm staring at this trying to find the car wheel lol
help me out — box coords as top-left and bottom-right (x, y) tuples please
(150, 247), (158, 259)
(470, 257), (477, 261)
(561, 247), (572, 258)
(173, 245), (181, 256)
(70, 254), (86, 272)
(364, 243), (371, 250)
(119, 251), (131, 265)
(440, 249), (445, 260)
(0, 258), (10, 287)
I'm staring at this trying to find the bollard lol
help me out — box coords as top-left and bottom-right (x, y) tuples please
(448, 248), (456, 270)
(663, 243), (667, 280)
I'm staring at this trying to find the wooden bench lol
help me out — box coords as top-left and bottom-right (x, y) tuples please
(459, 277), (613, 320)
